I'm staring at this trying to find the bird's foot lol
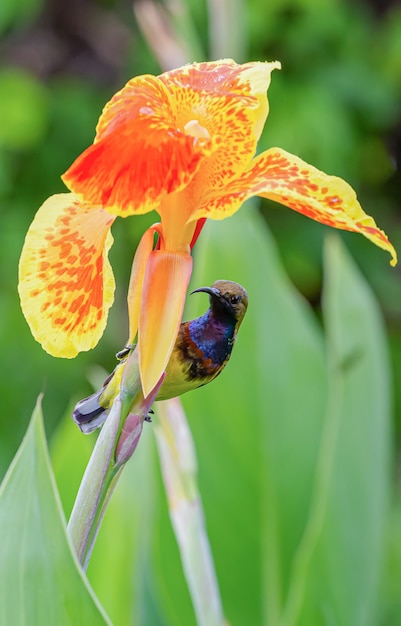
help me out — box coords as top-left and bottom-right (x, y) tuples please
(144, 408), (154, 423)
(116, 343), (136, 360)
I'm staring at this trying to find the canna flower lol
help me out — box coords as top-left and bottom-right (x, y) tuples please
(18, 60), (397, 397)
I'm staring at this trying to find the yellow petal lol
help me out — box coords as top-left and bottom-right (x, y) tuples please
(161, 59), (281, 143)
(235, 60), (281, 140)
(127, 224), (159, 343)
(194, 148), (397, 266)
(138, 250), (193, 397)
(18, 193), (116, 357)
(161, 60), (281, 196)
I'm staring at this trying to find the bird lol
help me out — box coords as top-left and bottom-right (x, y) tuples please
(72, 280), (248, 433)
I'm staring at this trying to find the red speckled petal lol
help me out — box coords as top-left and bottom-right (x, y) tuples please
(18, 193), (116, 357)
(63, 61), (280, 217)
(160, 60), (281, 194)
(194, 148), (397, 266)
(95, 74), (170, 141)
(160, 59), (281, 142)
(62, 115), (213, 217)
(138, 250), (193, 397)
(97, 60), (279, 147)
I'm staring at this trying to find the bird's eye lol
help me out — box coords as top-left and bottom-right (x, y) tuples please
(229, 295), (240, 305)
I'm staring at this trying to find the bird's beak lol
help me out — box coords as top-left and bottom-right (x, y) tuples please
(190, 286), (220, 298)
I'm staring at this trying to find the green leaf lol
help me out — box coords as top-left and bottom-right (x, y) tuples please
(282, 235), (391, 626)
(0, 397), (111, 626)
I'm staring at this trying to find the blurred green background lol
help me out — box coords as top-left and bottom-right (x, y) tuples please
(1, 0), (401, 624)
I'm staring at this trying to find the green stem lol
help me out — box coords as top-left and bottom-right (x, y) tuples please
(83, 465), (124, 569)
(67, 397), (123, 570)
(154, 398), (225, 626)
(67, 349), (160, 570)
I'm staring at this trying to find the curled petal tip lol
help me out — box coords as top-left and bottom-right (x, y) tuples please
(389, 245), (398, 267)
(195, 147), (398, 267)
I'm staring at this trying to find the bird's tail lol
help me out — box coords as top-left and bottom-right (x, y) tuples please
(72, 389), (109, 434)
(72, 362), (121, 434)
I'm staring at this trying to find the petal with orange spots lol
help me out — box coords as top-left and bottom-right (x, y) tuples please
(160, 60), (281, 193)
(138, 250), (193, 397)
(94, 74), (171, 141)
(161, 59), (281, 142)
(65, 61), (281, 216)
(62, 115), (213, 217)
(97, 60), (279, 147)
(18, 193), (116, 357)
(194, 147), (397, 266)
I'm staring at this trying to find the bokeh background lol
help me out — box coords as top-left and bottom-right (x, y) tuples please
(1, 0), (401, 624)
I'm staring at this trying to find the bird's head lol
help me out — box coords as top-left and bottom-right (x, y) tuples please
(191, 280), (248, 326)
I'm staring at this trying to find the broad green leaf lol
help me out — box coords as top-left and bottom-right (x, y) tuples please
(0, 397), (111, 626)
(380, 496), (401, 623)
(149, 207), (327, 625)
(283, 236), (391, 626)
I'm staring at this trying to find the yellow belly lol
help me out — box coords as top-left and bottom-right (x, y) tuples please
(156, 349), (215, 401)
(156, 357), (198, 401)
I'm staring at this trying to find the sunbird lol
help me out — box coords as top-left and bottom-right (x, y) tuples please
(73, 280), (248, 433)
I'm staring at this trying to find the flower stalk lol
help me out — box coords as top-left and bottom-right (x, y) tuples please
(154, 397), (225, 626)
(67, 393), (123, 570)
(68, 349), (163, 570)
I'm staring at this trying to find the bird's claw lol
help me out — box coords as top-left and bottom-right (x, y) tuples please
(144, 408), (154, 423)
(116, 343), (135, 360)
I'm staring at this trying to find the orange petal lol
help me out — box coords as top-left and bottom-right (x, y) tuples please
(96, 62), (279, 144)
(63, 61), (281, 217)
(194, 147), (397, 266)
(62, 76), (213, 217)
(18, 193), (116, 357)
(127, 224), (160, 343)
(95, 74), (170, 141)
(138, 250), (193, 397)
